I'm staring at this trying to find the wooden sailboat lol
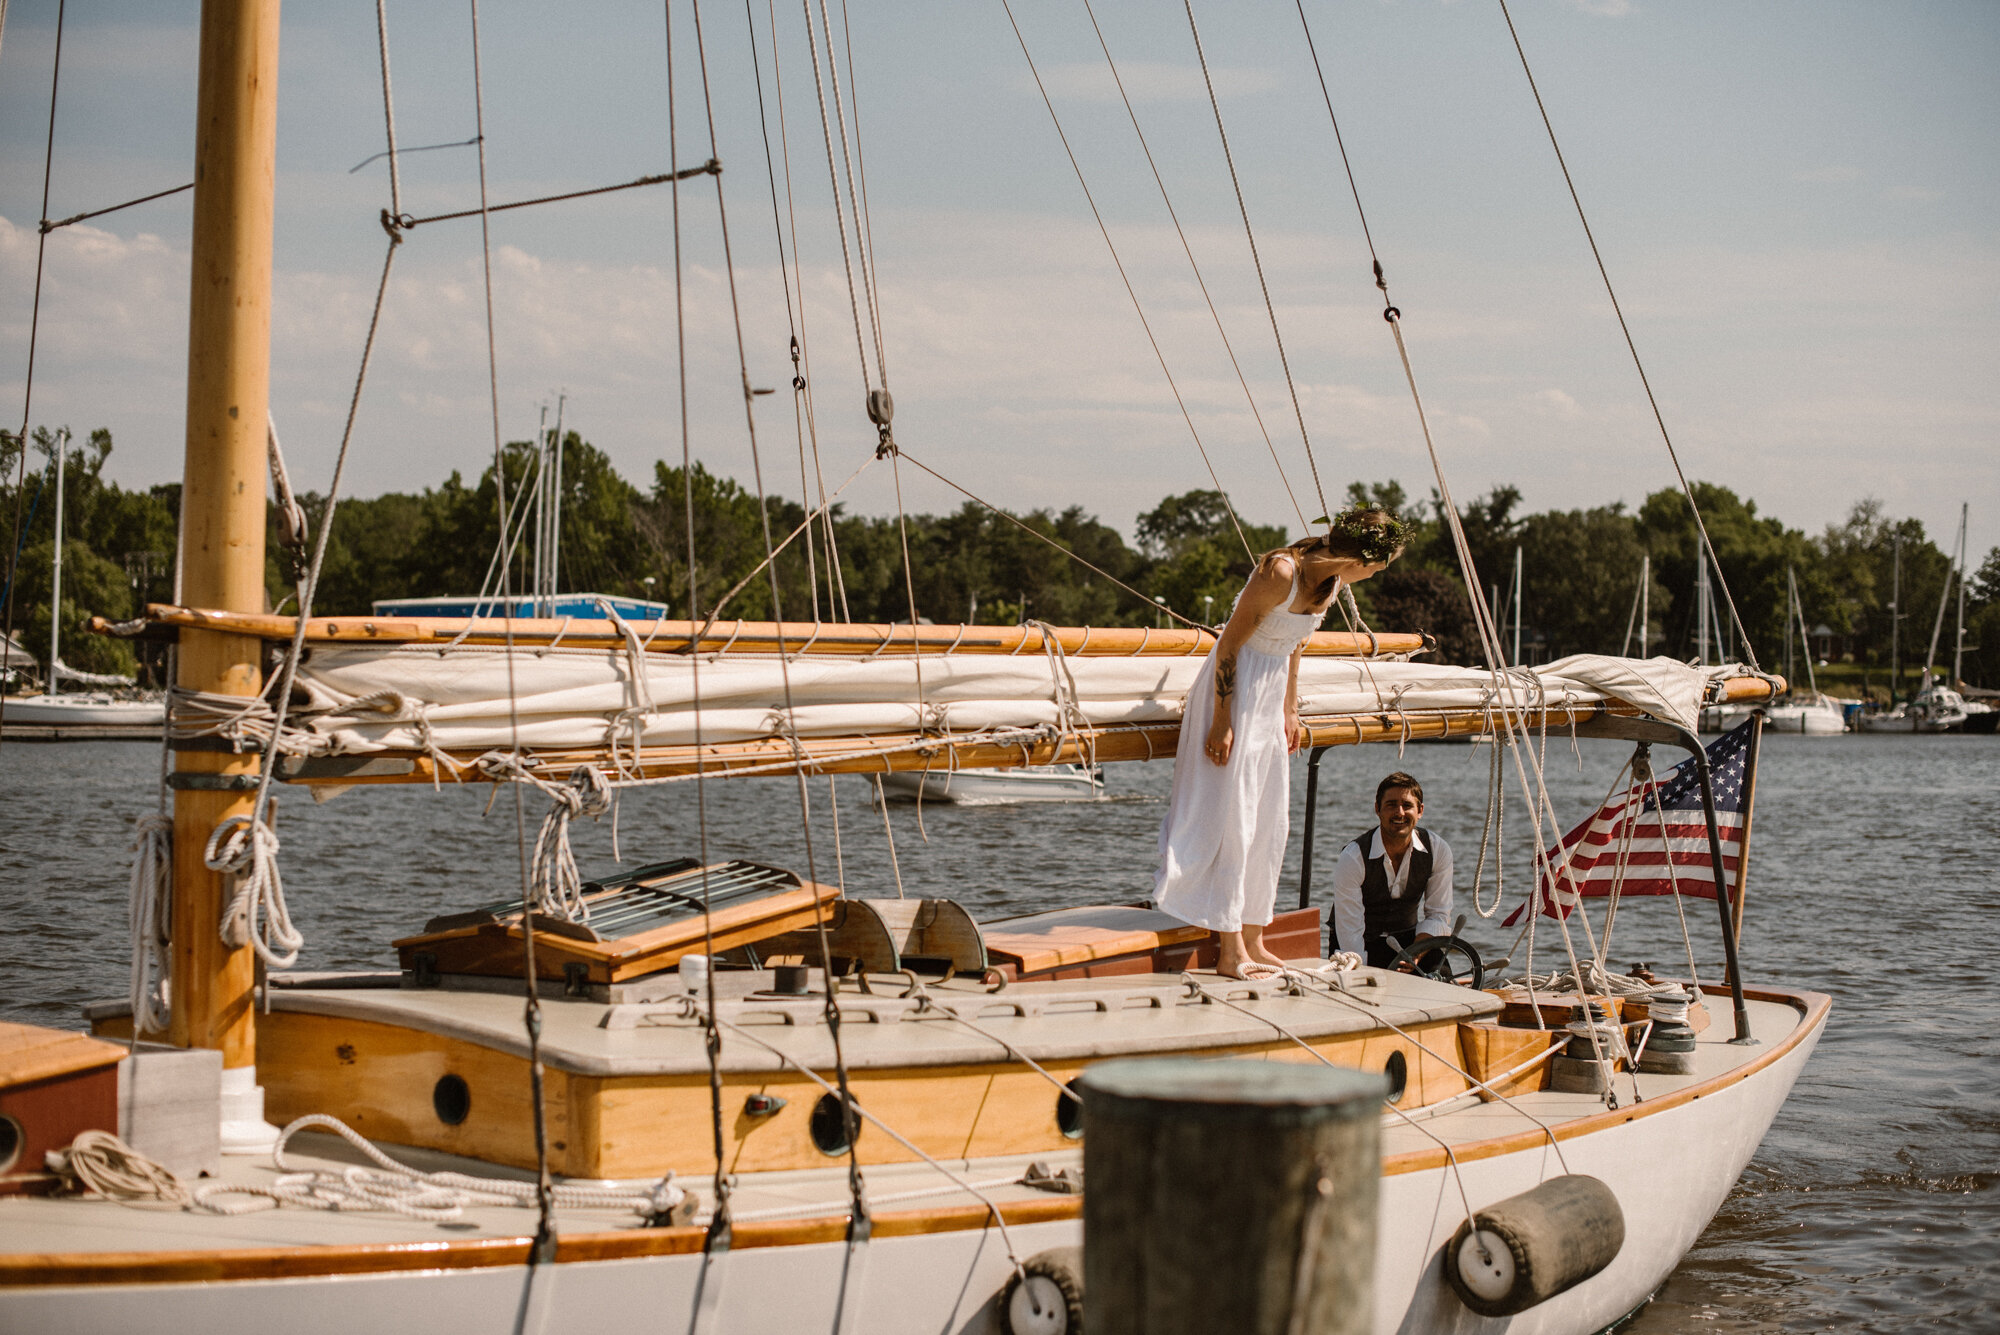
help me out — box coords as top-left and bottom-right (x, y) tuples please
(0, 4), (1825, 1333)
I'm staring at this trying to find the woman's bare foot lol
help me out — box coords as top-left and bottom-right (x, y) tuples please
(1242, 924), (1288, 970)
(1215, 930), (1282, 981)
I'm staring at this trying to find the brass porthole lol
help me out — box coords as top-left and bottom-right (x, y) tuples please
(0, 1114), (20, 1174)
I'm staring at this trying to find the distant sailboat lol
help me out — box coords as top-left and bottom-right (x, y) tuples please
(2, 433), (164, 730)
(1858, 505), (1978, 734)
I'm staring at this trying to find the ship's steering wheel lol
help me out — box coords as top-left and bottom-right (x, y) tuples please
(1385, 935), (1484, 990)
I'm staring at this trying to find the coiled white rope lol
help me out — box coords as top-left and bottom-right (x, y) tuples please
(205, 814), (303, 969)
(191, 1114), (683, 1223)
(46, 1130), (190, 1206)
(128, 811), (174, 1036)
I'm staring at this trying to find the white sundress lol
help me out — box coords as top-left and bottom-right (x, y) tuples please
(1152, 566), (1333, 933)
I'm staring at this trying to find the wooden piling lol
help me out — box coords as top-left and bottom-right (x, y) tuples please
(1079, 1057), (1385, 1335)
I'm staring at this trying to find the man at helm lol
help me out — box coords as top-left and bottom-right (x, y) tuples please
(1330, 771), (1454, 967)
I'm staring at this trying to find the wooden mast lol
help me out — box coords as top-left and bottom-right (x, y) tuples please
(166, 0), (281, 1071)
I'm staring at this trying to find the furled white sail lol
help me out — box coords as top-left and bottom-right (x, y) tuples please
(283, 642), (1722, 759)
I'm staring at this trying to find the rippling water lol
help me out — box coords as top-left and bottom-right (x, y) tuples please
(2, 729), (1994, 1329)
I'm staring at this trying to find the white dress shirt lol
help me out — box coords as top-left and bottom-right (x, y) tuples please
(1330, 827), (1454, 958)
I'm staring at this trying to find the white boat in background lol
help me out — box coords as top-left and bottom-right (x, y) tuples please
(0, 422), (164, 733)
(878, 763), (1105, 804)
(1855, 681), (1972, 734)
(2, 692), (165, 728)
(1761, 694), (1849, 734)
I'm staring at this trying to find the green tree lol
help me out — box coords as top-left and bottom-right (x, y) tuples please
(1135, 489), (1284, 626)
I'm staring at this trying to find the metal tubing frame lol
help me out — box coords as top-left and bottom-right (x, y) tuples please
(1297, 745), (1332, 913)
(1297, 716), (1756, 1044)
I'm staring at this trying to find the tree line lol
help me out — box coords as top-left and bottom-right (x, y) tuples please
(5, 424), (1997, 693)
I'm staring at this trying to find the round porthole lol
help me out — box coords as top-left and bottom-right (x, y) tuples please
(1383, 1050), (1409, 1104)
(809, 1092), (861, 1156)
(1056, 1080), (1084, 1140)
(0, 1114), (20, 1174)
(433, 1074), (471, 1126)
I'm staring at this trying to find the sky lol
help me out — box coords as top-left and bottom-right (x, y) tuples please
(2, 0), (1996, 569)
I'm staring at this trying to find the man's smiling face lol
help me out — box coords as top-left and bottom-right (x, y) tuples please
(1377, 787), (1423, 839)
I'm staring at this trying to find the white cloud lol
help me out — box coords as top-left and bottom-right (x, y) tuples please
(1527, 388), (1582, 419)
(5, 205), (1996, 561)
(1563, 0), (1637, 16)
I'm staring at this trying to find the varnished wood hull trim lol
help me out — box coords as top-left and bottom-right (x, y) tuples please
(0, 1195), (1080, 1287)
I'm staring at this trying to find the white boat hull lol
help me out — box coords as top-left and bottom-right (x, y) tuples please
(1, 994), (1825, 1335)
(1760, 699), (1848, 734)
(2, 694), (165, 727)
(878, 765), (1104, 804)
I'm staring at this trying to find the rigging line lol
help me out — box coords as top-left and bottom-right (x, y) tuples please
(1182, 0), (1331, 525)
(799, 0), (875, 395)
(467, 0), (556, 1265)
(690, 0), (873, 1245)
(894, 447), (1212, 630)
(1076, 0), (1307, 531)
(832, 0), (886, 384)
(1290, 0), (1380, 272)
(1, 0), (65, 753)
(40, 181), (193, 234)
(474, 447), (545, 610)
(764, 0), (850, 619)
(394, 162), (720, 230)
(742, 0), (820, 618)
(661, 0), (731, 1240)
(814, 0), (886, 386)
(234, 235), (402, 965)
(996, 0), (1251, 560)
(372, 0), (402, 215)
(696, 444), (874, 630)
(1493, 0), (1758, 671)
(349, 136), (479, 176)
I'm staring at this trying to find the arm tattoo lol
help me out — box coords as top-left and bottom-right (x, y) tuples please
(1215, 655), (1237, 702)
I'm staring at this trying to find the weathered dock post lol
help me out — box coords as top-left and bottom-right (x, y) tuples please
(1079, 1057), (1385, 1335)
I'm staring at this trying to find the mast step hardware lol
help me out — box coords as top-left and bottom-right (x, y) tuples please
(166, 771), (262, 792)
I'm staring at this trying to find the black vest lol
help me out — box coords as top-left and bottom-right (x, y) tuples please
(1352, 828), (1435, 942)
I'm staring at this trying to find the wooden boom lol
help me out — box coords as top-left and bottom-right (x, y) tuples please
(122, 605), (1428, 659)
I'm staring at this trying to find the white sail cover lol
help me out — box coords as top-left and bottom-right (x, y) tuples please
(286, 642), (1723, 757)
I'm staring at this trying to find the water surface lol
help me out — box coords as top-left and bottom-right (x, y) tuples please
(2, 729), (1992, 1330)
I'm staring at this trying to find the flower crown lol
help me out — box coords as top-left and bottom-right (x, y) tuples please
(1311, 506), (1411, 564)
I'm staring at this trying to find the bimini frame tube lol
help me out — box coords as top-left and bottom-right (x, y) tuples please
(1296, 712), (1757, 1046)
(1297, 745), (1333, 916)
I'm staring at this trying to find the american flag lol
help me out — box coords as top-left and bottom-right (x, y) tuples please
(1504, 719), (1756, 924)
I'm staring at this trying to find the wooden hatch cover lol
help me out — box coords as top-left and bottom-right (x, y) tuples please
(980, 905), (1323, 982)
(394, 859), (840, 986)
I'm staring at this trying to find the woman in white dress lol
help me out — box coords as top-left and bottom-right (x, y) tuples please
(1154, 507), (1407, 979)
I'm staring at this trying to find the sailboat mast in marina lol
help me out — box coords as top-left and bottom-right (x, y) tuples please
(0, 3), (1832, 1332)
